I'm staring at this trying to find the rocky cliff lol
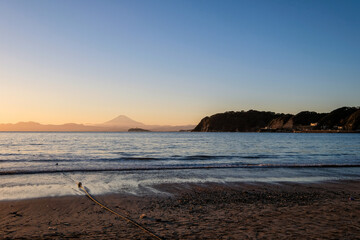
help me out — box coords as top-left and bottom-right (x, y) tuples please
(192, 110), (283, 132)
(267, 114), (293, 130)
(344, 109), (360, 130)
(268, 111), (327, 131)
(315, 107), (359, 130)
(192, 107), (360, 132)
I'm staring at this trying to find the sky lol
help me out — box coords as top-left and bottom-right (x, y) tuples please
(0, 0), (359, 125)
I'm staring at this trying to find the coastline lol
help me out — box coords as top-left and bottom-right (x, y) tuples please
(1, 180), (359, 239)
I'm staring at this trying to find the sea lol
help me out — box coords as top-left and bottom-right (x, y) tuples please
(0, 132), (359, 201)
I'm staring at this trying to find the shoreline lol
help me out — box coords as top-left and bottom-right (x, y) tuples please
(1, 180), (360, 239)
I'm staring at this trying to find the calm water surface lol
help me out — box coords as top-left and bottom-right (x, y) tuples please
(0, 132), (359, 200)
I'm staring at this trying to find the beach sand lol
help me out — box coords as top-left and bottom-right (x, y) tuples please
(1, 180), (359, 239)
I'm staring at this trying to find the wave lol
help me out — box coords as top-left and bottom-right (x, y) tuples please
(176, 155), (240, 160)
(1, 163), (360, 176)
(174, 154), (278, 160)
(0, 153), (24, 156)
(0, 154), (281, 163)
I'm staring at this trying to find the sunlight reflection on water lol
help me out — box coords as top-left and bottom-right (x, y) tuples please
(0, 132), (359, 200)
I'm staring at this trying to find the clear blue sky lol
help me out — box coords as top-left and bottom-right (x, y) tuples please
(0, 0), (359, 125)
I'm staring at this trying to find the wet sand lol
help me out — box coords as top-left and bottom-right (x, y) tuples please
(1, 180), (360, 239)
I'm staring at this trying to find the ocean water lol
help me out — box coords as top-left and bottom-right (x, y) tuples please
(0, 132), (359, 201)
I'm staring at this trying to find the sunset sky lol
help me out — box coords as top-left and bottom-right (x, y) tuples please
(0, 0), (359, 125)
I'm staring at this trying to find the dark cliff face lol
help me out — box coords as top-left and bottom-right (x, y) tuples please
(344, 110), (360, 130)
(192, 110), (282, 132)
(267, 114), (293, 129)
(268, 111), (326, 130)
(315, 107), (359, 130)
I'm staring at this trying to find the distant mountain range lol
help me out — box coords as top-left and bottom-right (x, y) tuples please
(193, 107), (360, 132)
(0, 115), (195, 132)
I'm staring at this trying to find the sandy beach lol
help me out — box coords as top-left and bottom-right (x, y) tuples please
(1, 180), (359, 239)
